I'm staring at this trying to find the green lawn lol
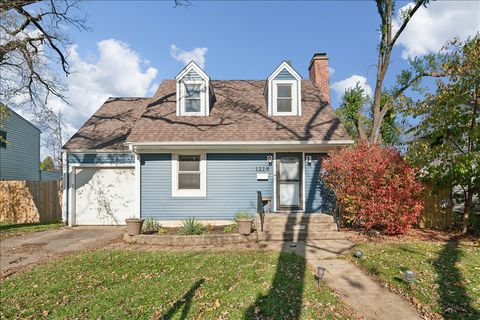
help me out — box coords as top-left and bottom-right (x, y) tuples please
(348, 240), (480, 320)
(0, 221), (63, 239)
(0, 250), (354, 319)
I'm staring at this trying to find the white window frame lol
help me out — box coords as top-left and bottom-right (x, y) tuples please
(180, 80), (206, 116)
(273, 80), (298, 116)
(171, 153), (207, 197)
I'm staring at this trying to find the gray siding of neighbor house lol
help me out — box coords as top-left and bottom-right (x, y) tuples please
(141, 153), (274, 220)
(304, 153), (335, 214)
(0, 110), (40, 181)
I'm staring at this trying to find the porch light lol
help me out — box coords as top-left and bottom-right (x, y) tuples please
(267, 155), (273, 166)
(316, 266), (326, 287)
(290, 243), (297, 254)
(405, 270), (415, 285)
(306, 155), (312, 166)
(354, 250), (363, 258)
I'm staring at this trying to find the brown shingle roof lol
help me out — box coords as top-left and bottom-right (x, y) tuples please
(63, 80), (350, 150)
(62, 97), (149, 150)
(126, 80), (350, 143)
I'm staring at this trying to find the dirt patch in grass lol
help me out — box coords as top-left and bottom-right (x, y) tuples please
(344, 228), (479, 244)
(0, 222), (63, 239)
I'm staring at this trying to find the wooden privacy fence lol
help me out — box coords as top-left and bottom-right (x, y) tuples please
(0, 180), (62, 224)
(418, 183), (453, 229)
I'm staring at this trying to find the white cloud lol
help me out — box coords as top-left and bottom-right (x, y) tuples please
(332, 75), (372, 98)
(50, 39), (157, 140)
(393, 1), (480, 59)
(170, 44), (208, 68)
(328, 66), (335, 76)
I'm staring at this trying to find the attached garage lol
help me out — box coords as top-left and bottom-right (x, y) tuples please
(73, 167), (135, 225)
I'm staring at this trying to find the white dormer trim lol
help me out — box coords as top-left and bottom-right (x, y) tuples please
(267, 61), (302, 117)
(175, 61), (211, 116)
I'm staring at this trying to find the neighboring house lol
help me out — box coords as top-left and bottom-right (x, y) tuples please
(0, 107), (61, 181)
(62, 53), (354, 226)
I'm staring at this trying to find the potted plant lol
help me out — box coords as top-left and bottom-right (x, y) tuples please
(125, 216), (145, 236)
(235, 212), (254, 235)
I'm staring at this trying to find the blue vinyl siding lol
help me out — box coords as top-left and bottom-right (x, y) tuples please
(274, 68), (296, 80)
(0, 109), (40, 180)
(304, 153), (335, 213)
(67, 153), (135, 165)
(141, 153), (273, 220)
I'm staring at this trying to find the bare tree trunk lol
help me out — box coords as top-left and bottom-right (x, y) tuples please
(462, 187), (473, 234)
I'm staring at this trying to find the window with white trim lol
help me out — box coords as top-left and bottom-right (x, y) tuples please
(276, 84), (292, 112)
(175, 61), (211, 116)
(184, 83), (202, 113)
(272, 79), (298, 115)
(172, 153), (206, 197)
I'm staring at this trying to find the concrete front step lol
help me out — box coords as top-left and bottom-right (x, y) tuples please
(257, 230), (345, 241)
(261, 213), (334, 224)
(262, 222), (338, 232)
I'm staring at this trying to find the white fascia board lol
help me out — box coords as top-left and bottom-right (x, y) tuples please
(128, 140), (354, 146)
(267, 61), (302, 82)
(128, 140), (354, 153)
(175, 61), (210, 82)
(60, 149), (132, 153)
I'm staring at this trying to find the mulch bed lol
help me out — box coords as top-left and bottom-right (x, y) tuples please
(144, 224), (238, 236)
(343, 227), (479, 244)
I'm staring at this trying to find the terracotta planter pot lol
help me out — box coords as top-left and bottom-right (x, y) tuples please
(236, 219), (253, 235)
(125, 218), (145, 236)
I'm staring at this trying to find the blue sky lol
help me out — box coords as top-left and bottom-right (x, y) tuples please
(34, 0), (480, 141)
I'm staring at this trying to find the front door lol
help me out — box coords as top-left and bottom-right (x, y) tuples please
(276, 153), (303, 211)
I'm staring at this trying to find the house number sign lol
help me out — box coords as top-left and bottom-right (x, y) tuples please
(256, 166), (270, 172)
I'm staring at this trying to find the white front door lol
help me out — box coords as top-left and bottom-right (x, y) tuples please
(276, 153), (303, 210)
(74, 167), (135, 225)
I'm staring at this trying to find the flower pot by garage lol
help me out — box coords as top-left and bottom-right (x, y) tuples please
(236, 219), (253, 235)
(125, 218), (145, 236)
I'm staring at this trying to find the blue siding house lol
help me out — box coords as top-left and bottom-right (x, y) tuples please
(62, 54), (353, 226)
(0, 107), (62, 181)
(0, 107), (41, 181)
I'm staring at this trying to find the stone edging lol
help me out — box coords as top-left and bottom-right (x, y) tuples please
(123, 233), (257, 246)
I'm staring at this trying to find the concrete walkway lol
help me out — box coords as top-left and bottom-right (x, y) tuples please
(287, 240), (422, 320)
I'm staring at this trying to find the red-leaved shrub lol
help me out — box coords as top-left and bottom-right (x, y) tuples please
(323, 144), (424, 235)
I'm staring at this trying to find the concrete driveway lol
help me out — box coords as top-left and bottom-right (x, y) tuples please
(0, 226), (124, 278)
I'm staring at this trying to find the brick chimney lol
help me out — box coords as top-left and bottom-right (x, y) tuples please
(308, 53), (330, 103)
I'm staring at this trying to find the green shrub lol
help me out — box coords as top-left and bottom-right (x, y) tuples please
(223, 224), (237, 233)
(178, 218), (205, 235)
(142, 218), (161, 234)
(235, 211), (254, 220)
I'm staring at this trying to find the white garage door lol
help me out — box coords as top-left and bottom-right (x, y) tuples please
(74, 167), (135, 225)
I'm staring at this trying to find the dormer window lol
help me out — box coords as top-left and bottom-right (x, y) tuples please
(276, 84), (292, 112)
(176, 61), (212, 116)
(185, 83), (202, 113)
(266, 61), (302, 116)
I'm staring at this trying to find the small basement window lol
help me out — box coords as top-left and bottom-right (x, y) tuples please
(0, 130), (6, 148)
(172, 153), (206, 197)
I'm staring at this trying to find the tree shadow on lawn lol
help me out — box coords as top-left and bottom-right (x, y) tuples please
(435, 237), (479, 320)
(243, 215), (311, 319)
(160, 278), (205, 320)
